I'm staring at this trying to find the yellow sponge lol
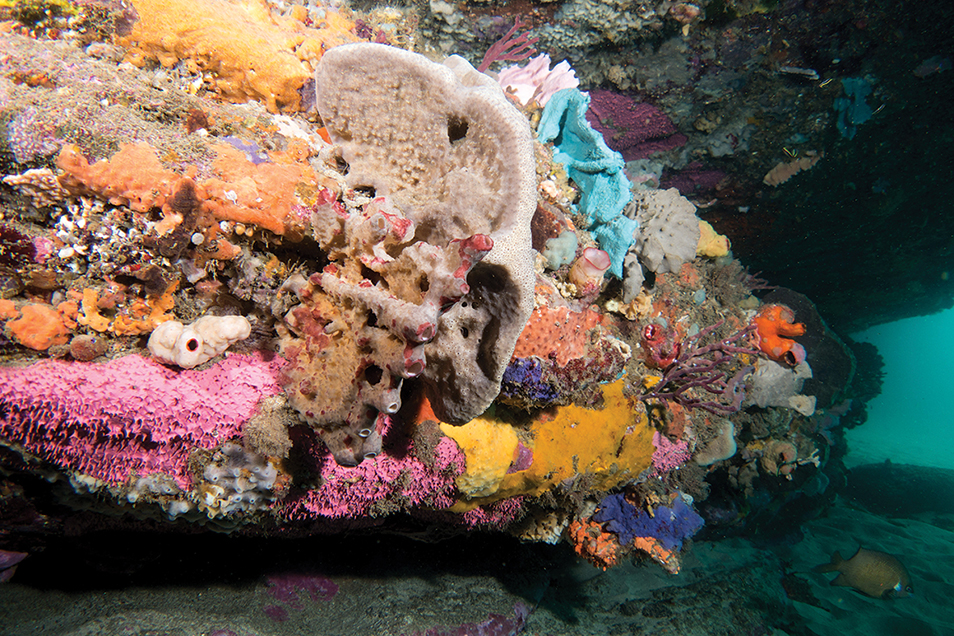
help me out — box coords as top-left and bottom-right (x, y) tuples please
(697, 220), (731, 258)
(440, 417), (519, 498)
(442, 380), (655, 511)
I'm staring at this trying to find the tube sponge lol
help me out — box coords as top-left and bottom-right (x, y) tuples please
(148, 315), (251, 368)
(568, 247), (611, 293)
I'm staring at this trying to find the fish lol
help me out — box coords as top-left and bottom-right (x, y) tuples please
(814, 547), (913, 599)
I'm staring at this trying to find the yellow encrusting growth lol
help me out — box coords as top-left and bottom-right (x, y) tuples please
(117, 0), (358, 113)
(697, 220), (731, 258)
(443, 380), (655, 511)
(440, 417), (519, 499)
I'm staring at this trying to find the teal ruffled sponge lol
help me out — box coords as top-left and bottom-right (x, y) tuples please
(538, 88), (637, 277)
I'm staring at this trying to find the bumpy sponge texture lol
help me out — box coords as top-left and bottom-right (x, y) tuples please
(631, 188), (701, 275)
(314, 44), (537, 424)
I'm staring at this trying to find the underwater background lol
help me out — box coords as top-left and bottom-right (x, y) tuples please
(0, 0), (952, 634)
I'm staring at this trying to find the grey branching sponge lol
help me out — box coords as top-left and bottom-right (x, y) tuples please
(314, 44), (537, 426)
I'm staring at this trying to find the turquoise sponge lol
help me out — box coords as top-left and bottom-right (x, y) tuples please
(538, 88), (637, 277)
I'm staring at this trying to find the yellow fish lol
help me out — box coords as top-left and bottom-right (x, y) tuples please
(815, 547), (913, 599)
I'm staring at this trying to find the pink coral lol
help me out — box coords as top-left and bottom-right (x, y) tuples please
(278, 428), (464, 520)
(0, 353), (285, 488)
(651, 430), (692, 475)
(498, 53), (579, 107)
(458, 496), (526, 529)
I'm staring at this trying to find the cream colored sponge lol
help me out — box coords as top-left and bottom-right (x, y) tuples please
(148, 315), (251, 368)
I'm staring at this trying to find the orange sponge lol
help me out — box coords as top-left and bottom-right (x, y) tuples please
(512, 305), (604, 366)
(118, 0), (358, 112)
(752, 304), (806, 365)
(6, 303), (72, 350)
(569, 519), (622, 570)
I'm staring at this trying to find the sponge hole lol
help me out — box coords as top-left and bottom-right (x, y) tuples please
(447, 115), (468, 143)
(364, 364), (383, 385)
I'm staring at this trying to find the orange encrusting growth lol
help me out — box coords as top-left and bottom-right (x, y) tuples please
(78, 280), (178, 335)
(633, 536), (683, 574)
(56, 142), (339, 247)
(5, 303), (73, 350)
(752, 304), (806, 362)
(117, 0), (358, 113)
(569, 519), (622, 570)
(511, 305), (605, 366)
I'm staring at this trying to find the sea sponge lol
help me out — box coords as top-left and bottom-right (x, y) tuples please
(760, 439), (798, 477)
(629, 187), (702, 275)
(696, 220), (730, 258)
(542, 230), (578, 269)
(633, 536), (683, 574)
(314, 43), (538, 425)
(77, 281), (178, 335)
(511, 305), (604, 366)
(568, 247), (611, 296)
(148, 315), (251, 368)
(744, 357), (816, 416)
(201, 143), (326, 236)
(280, 204), (496, 465)
(0, 299), (18, 320)
(439, 417), (519, 498)
(443, 380), (655, 510)
(694, 420), (737, 466)
(57, 143), (326, 240)
(537, 88), (636, 277)
(752, 304), (806, 366)
(6, 302), (71, 350)
(56, 143), (178, 213)
(117, 0), (358, 113)
(569, 518), (622, 570)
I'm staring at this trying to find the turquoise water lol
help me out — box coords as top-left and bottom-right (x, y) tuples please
(848, 307), (954, 470)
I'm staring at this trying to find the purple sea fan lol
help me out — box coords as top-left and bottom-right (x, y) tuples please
(639, 321), (760, 415)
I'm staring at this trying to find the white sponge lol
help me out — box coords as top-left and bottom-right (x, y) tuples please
(148, 315), (251, 368)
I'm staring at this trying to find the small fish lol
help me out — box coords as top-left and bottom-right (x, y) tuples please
(814, 547), (913, 599)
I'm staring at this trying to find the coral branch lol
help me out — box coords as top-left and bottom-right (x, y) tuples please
(639, 322), (759, 414)
(478, 17), (539, 73)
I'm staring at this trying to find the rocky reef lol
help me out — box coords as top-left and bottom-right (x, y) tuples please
(0, 0), (874, 584)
